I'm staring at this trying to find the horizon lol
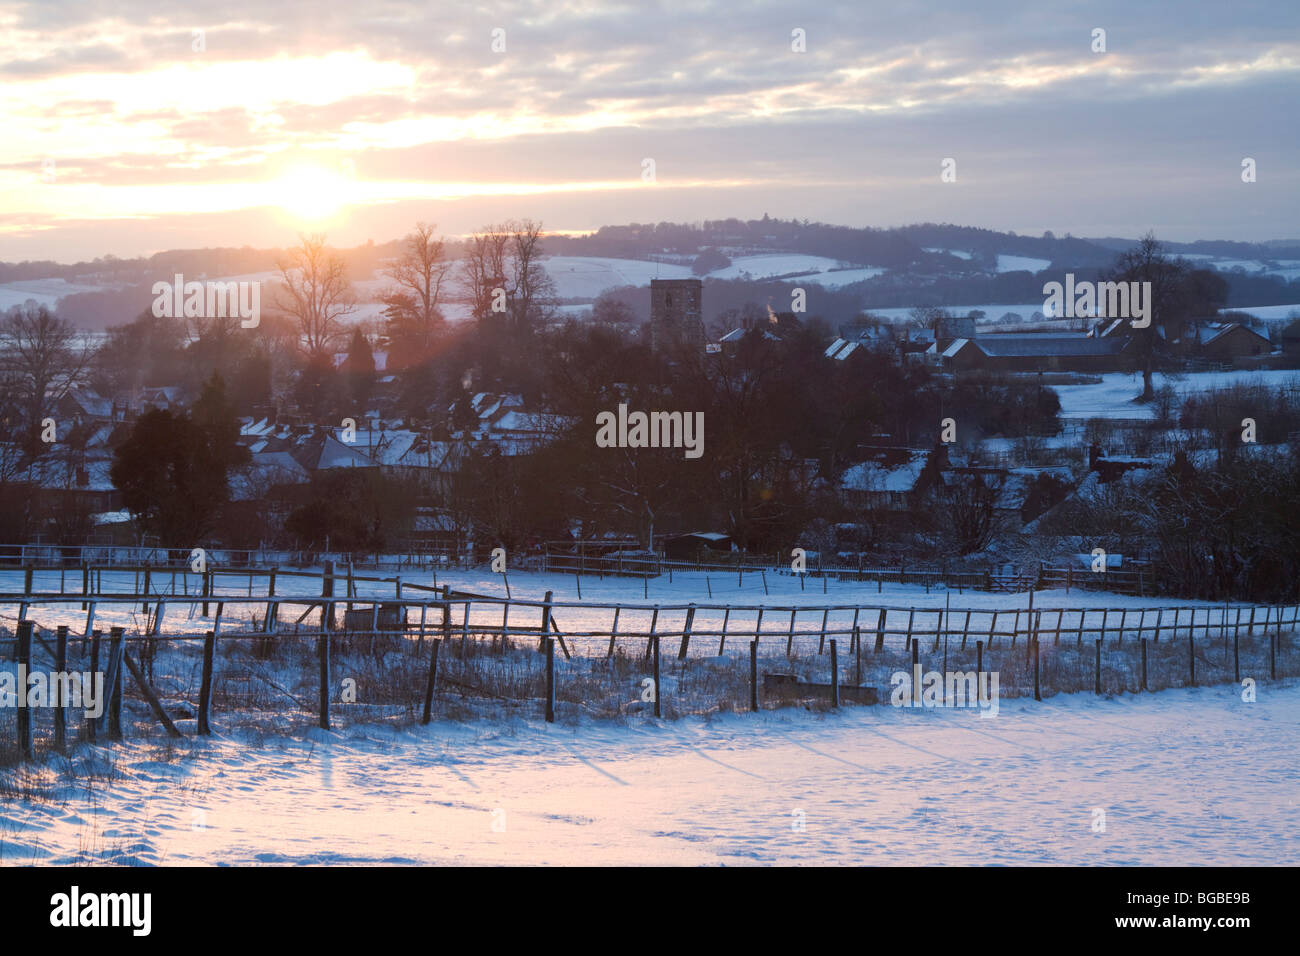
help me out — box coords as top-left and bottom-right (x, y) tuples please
(9, 216), (1300, 269)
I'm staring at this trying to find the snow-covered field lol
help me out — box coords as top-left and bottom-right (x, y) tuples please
(996, 255), (1052, 273)
(1053, 369), (1300, 420)
(538, 254), (886, 298)
(0, 278), (107, 311)
(1220, 303), (1300, 320)
(2, 681), (1296, 865)
(3, 566), (1297, 865)
(706, 254), (885, 286)
(541, 256), (693, 298)
(0, 565), (1277, 643)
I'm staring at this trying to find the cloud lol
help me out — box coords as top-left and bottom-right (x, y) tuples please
(1, 0), (1297, 258)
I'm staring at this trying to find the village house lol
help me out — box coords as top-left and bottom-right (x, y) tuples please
(1199, 322), (1274, 362)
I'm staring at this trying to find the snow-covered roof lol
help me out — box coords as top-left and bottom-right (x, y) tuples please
(1203, 323), (1271, 347)
(841, 450), (929, 493)
(91, 510), (132, 525)
(293, 434), (377, 470)
(970, 335), (1126, 357)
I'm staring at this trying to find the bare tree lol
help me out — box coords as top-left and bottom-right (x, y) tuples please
(381, 222), (452, 362)
(462, 227), (510, 323)
(274, 234), (356, 361)
(1109, 233), (1187, 402)
(461, 219), (556, 331)
(0, 304), (92, 457)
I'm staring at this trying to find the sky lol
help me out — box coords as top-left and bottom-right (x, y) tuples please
(2, 0), (1298, 263)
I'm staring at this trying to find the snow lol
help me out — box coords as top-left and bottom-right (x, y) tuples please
(541, 257), (693, 298)
(1053, 369), (1300, 421)
(3, 682), (1296, 864)
(996, 255), (1051, 274)
(1221, 303), (1300, 320)
(3, 565), (1297, 864)
(0, 278), (107, 311)
(1, 566), (1268, 647)
(865, 304), (1044, 325)
(801, 267), (887, 287)
(706, 253), (846, 280)
(923, 248), (974, 260)
(537, 254), (884, 298)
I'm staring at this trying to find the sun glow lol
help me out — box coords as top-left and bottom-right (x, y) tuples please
(274, 165), (353, 222)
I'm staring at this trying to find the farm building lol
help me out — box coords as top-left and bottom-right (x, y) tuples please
(662, 532), (733, 561)
(1200, 323), (1274, 361)
(941, 334), (1131, 372)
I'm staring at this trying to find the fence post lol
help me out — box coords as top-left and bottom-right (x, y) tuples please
(540, 590), (553, 652)
(196, 629), (216, 735)
(318, 631), (331, 730)
(88, 629), (102, 741)
(266, 567), (278, 631)
(875, 608), (886, 652)
(545, 637), (556, 723)
(977, 639), (984, 680)
(750, 639), (759, 712)
(645, 606), (659, 660)
(1033, 635), (1041, 701)
(854, 626), (862, 684)
(421, 638), (441, 725)
(830, 640), (839, 708)
(652, 634), (661, 719)
(1095, 637), (1102, 695)
(54, 625), (68, 751)
(678, 605), (695, 660)
(16, 620), (32, 758)
(322, 560), (335, 631)
(1270, 620), (1277, 680)
(1233, 629), (1239, 683)
(1141, 638), (1148, 691)
(108, 626), (124, 739)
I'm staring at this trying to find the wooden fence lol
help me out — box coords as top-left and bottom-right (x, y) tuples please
(2, 568), (1295, 759)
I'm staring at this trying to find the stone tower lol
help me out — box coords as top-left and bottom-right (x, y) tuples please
(649, 278), (704, 351)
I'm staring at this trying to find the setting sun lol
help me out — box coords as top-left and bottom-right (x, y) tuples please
(274, 165), (352, 221)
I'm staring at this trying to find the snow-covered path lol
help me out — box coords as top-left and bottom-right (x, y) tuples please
(4, 682), (1297, 865)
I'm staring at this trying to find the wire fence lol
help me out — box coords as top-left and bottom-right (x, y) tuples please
(1, 573), (1296, 763)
